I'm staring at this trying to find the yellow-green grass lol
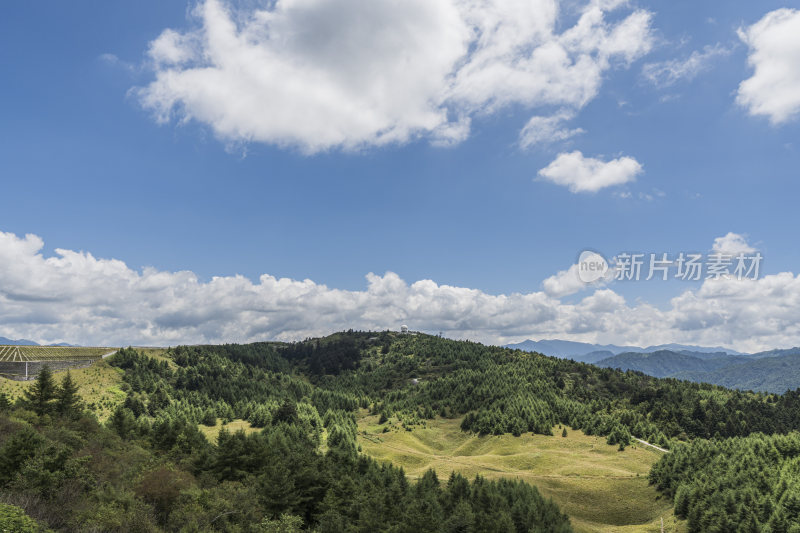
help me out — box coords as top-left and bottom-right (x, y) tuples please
(0, 359), (126, 421)
(198, 418), (260, 443)
(132, 347), (178, 369)
(357, 414), (685, 533)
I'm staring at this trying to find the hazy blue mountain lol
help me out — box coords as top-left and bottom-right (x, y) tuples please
(745, 347), (800, 359)
(597, 350), (749, 378)
(505, 339), (639, 361)
(505, 339), (747, 362)
(0, 337), (81, 347)
(644, 343), (747, 356)
(581, 350), (616, 364)
(0, 336), (38, 346)
(593, 349), (800, 393)
(673, 353), (800, 393)
(507, 340), (800, 392)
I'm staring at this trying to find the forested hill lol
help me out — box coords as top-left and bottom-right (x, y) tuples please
(595, 350), (746, 378)
(270, 331), (800, 444)
(0, 335), (577, 532)
(4, 331), (800, 531)
(597, 349), (800, 393)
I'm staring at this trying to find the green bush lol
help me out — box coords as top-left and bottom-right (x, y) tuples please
(0, 503), (46, 532)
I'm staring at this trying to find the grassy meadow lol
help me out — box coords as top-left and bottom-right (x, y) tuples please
(357, 414), (685, 533)
(0, 358), (126, 421)
(198, 418), (261, 442)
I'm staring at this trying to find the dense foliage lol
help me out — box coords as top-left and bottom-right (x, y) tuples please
(0, 502), (49, 532)
(597, 349), (800, 394)
(285, 333), (800, 448)
(5, 331), (800, 531)
(650, 433), (800, 532)
(0, 348), (572, 532)
(674, 353), (800, 394)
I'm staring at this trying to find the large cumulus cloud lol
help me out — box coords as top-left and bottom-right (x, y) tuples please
(0, 230), (798, 352)
(135, 0), (653, 152)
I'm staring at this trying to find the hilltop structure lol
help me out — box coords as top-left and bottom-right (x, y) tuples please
(0, 346), (113, 380)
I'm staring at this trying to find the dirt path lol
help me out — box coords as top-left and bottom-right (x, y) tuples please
(633, 438), (669, 453)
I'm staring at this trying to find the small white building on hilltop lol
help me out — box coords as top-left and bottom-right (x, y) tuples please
(400, 325), (409, 334)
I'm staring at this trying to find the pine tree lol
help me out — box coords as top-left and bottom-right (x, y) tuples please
(202, 408), (217, 426)
(109, 406), (137, 439)
(23, 365), (56, 416)
(274, 399), (299, 425)
(260, 513), (303, 533)
(56, 371), (81, 417)
(0, 391), (10, 412)
(562, 428), (568, 438)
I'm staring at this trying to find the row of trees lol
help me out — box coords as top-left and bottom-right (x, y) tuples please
(7, 365), (82, 418)
(649, 432), (800, 532)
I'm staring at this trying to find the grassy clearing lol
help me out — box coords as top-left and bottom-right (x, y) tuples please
(133, 347), (178, 369)
(357, 414), (685, 533)
(0, 348), (175, 422)
(198, 418), (260, 443)
(0, 359), (126, 421)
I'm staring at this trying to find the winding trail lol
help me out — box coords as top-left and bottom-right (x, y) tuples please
(633, 438), (669, 453)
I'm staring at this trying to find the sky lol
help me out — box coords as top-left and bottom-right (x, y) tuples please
(1, 0), (800, 351)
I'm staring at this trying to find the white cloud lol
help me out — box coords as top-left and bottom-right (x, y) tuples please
(642, 43), (729, 87)
(542, 264), (587, 298)
(711, 232), (757, 255)
(519, 110), (584, 148)
(537, 150), (642, 193)
(136, 0), (653, 153)
(737, 9), (800, 124)
(1, 229), (797, 352)
(542, 251), (613, 298)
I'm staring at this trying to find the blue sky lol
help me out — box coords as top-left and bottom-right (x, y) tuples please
(2, 1), (800, 350)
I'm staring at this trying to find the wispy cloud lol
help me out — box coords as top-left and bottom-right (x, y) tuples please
(519, 110), (585, 149)
(642, 43), (730, 87)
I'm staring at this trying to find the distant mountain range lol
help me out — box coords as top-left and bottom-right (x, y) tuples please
(594, 348), (800, 393)
(0, 336), (39, 346)
(505, 339), (747, 363)
(0, 336), (79, 347)
(506, 339), (800, 393)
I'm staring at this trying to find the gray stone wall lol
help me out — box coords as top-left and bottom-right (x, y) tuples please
(0, 359), (100, 381)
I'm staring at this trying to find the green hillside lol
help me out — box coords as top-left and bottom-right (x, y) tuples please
(674, 353), (800, 393)
(597, 349), (800, 393)
(2, 331), (800, 531)
(357, 414), (681, 532)
(596, 350), (747, 378)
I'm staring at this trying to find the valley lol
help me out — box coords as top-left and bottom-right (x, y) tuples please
(357, 414), (682, 532)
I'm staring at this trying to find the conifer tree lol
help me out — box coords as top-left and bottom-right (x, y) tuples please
(0, 391), (10, 412)
(56, 371), (81, 416)
(23, 365), (56, 416)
